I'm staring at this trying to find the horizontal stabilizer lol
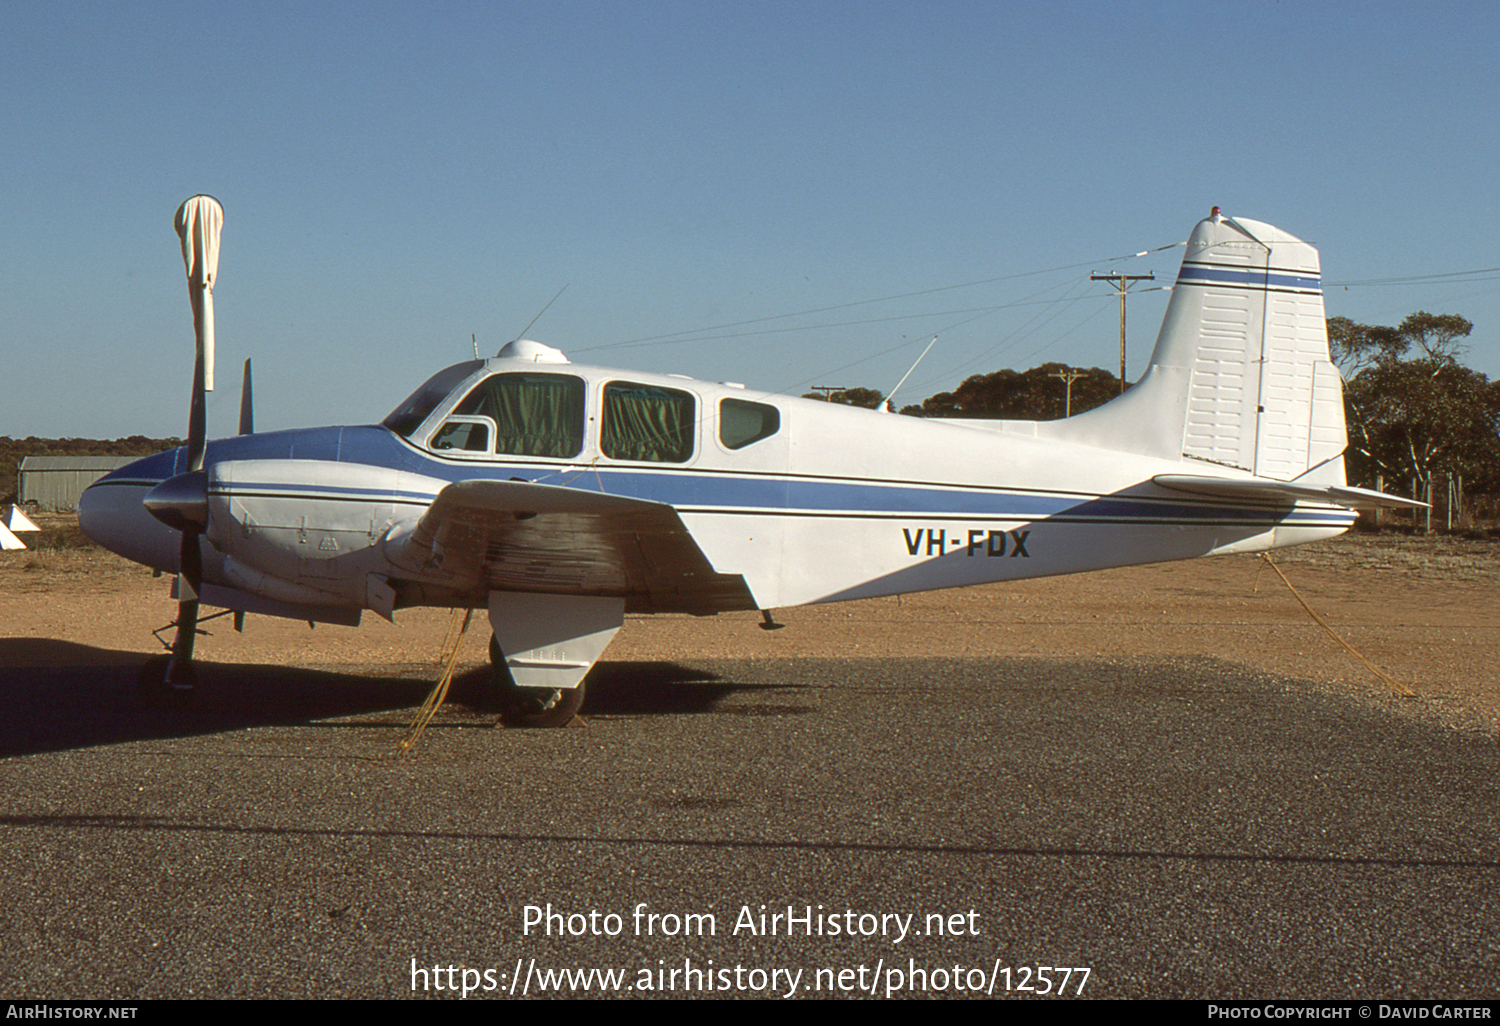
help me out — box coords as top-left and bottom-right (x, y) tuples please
(1153, 474), (1428, 510)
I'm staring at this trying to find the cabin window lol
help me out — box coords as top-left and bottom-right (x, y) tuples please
(451, 373), (585, 458)
(601, 381), (695, 463)
(428, 418), (491, 453)
(719, 398), (780, 450)
(383, 360), (484, 438)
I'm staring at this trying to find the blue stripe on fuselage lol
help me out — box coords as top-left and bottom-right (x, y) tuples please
(211, 426), (1353, 526)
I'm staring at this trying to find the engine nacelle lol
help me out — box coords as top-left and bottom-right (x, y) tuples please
(204, 459), (442, 607)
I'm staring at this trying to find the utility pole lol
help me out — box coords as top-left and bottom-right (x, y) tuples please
(1090, 272), (1154, 393)
(1048, 366), (1087, 417)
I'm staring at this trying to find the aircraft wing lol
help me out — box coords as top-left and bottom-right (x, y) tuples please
(1152, 474), (1428, 509)
(394, 478), (758, 613)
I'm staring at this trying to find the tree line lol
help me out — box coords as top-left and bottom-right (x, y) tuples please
(805, 311), (1500, 520)
(804, 364), (1123, 421)
(1328, 313), (1500, 508)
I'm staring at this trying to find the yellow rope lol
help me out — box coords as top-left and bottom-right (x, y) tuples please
(1259, 553), (1415, 698)
(398, 606), (475, 753)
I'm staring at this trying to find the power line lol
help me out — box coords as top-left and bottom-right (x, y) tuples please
(572, 241), (1185, 354)
(1328, 267), (1500, 287)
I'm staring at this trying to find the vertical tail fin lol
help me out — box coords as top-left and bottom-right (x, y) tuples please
(1049, 211), (1347, 484)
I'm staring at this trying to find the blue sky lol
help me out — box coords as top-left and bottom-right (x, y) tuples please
(5, 1), (1499, 438)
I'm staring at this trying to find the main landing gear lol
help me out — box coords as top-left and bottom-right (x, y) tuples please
(486, 592), (624, 729)
(490, 634), (586, 728)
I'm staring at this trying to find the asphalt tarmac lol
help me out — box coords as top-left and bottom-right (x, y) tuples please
(0, 650), (1496, 1000)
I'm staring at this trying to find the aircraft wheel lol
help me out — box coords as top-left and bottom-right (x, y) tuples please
(490, 634), (585, 728)
(137, 655), (196, 707)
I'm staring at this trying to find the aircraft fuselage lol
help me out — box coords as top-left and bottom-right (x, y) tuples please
(80, 356), (1353, 630)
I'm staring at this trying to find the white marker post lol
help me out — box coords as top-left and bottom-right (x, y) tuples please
(6, 506), (40, 533)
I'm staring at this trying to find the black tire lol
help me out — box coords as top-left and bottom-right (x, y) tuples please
(490, 634), (585, 728)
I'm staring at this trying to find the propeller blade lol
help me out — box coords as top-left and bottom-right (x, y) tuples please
(166, 528), (202, 689)
(175, 196), (223, 473)
(174, 195), (222, 392)
(157, 195), (223, 695)
(239, 358), (254, 435)
(186, 346), (208, 473)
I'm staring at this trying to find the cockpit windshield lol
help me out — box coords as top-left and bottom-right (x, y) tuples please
(381, 361), (484, 438)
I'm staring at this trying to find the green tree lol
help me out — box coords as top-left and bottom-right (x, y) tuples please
(1344, 358), (1500, 501)
(899, 364), (1120, 420)
(1333, 313), (1500, 510)
(1398, 311), (1473, 362)
(800, 387), (886, 409)
(1327, 316), (1403, 377)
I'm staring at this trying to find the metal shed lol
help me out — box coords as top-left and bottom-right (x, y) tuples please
(17, 456), (137, 511)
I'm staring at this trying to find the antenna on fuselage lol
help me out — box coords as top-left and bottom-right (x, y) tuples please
(508, 284), (569, 346)
(881, 335), (938, 413)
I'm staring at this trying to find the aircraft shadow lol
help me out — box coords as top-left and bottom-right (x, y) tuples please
(580, 661), (745, 715)
(0, 641), (750, 759)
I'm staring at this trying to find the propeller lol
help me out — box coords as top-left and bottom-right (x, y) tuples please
(239, 358), (254, 435)
(149, 195), (224, 692)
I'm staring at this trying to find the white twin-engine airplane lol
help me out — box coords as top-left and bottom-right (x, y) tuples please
(79, 199), (1421, 725)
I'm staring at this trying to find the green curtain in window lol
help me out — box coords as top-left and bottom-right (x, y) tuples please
(602, 384), (694, 462)
(456, 374), (584, 458)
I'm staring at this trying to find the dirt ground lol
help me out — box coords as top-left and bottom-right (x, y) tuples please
(3, 524), (1498, 738)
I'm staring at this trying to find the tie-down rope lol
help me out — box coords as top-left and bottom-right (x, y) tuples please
(398, 606), (476, 753)
(1259, 553), (1415, 698)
